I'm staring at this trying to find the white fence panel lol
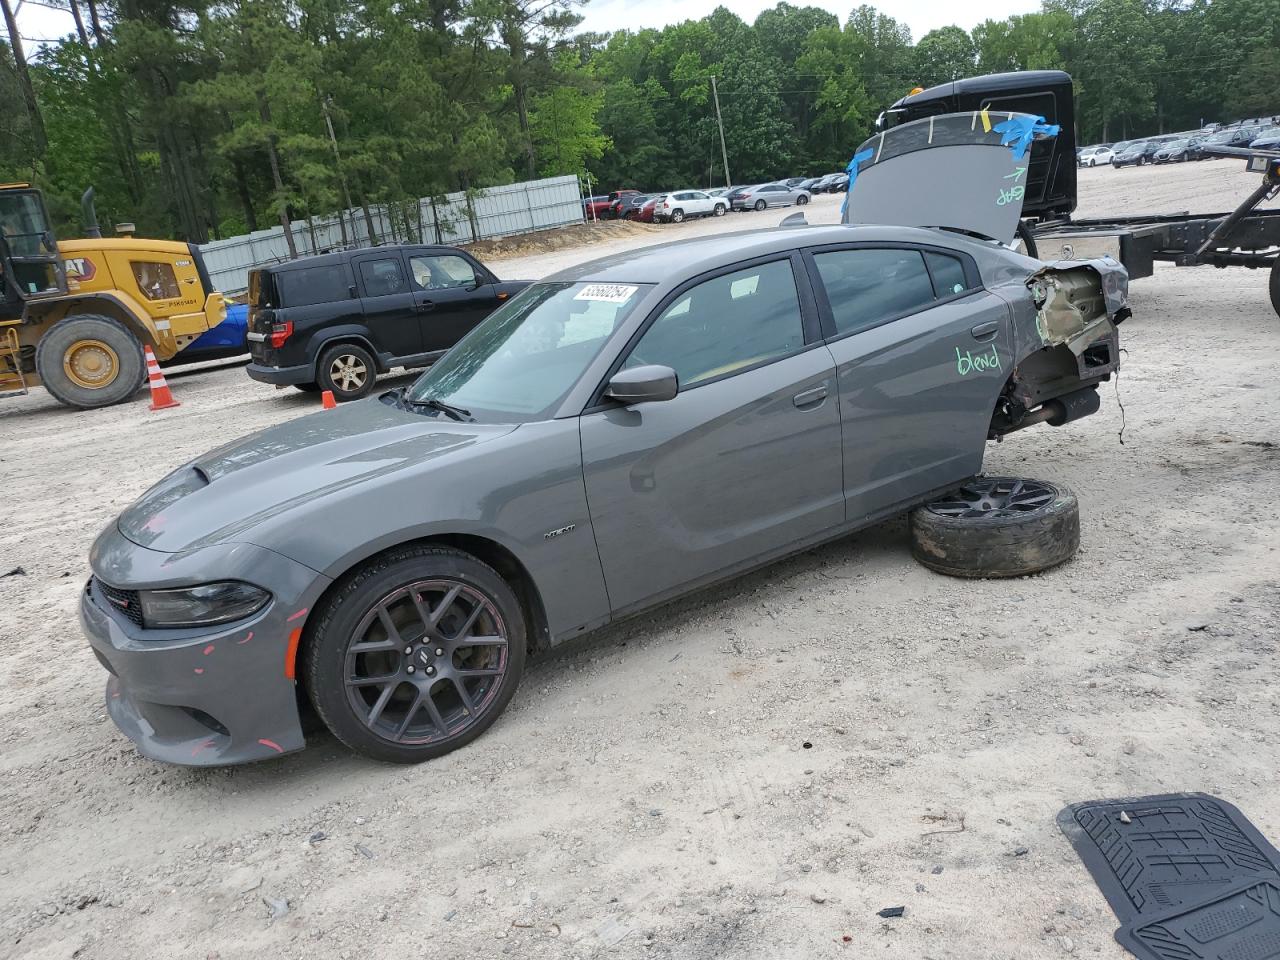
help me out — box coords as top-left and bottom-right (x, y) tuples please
(199, 175), (585, 293)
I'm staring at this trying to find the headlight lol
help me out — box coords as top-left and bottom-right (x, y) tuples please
(138, 581), (270, 628)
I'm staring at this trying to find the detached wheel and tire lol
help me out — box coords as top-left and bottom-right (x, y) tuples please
(303, 546), (526, 763)
(909, 477), (1079, 578)
(317, 342), (376, 401)
(34, 314), (145, 409)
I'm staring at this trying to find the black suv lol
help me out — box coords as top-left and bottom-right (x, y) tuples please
(246, 245), (530, 400)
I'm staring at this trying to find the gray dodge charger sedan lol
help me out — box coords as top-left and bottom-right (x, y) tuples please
(82, 225), (1128, 765)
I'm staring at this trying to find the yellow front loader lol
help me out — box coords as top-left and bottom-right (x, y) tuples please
(0, 184), (227, 409)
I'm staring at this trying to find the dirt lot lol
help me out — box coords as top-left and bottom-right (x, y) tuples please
(2, 160), (1278, 960)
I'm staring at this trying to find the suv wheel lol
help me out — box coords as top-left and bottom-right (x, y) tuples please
(713, 204), (726, 216)
(671, 209), (685, 223)
(318, 342), (376, 401)
(303, 546), (527, 763)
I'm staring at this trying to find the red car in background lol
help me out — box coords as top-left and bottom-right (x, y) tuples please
(633, 196), (660, 223)
(584, 189), (639, 220)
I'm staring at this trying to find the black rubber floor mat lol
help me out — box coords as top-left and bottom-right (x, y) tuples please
(1058, 793), (1280, 923)
(1117, 879), (1280, 960)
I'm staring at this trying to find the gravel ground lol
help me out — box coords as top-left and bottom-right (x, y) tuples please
(2, 159), (1278, 960)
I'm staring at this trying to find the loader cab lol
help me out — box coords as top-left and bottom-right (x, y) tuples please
(876, 71), (1078, 220)
(0, 185), (66, 316)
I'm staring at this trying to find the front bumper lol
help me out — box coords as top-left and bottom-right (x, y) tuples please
(246, 361), (313, 386)
(81, 526), (331, 765)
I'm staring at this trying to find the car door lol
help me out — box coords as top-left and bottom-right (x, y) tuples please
(687, 191), (712, 216)
(805, 244), (1011, 523)
(352, 251), (422, 359)
(407, 251), (500, 354)
(580, 255), (843, 614)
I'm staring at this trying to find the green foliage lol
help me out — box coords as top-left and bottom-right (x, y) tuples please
(5, 0), (1276, 244)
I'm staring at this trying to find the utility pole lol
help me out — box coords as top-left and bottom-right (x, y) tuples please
(710, 75), (731, 189)
(321, 95), (356, 248)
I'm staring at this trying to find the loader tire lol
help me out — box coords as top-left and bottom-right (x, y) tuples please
(910, 477), (1079, 578)
(35, 314), (146, 409)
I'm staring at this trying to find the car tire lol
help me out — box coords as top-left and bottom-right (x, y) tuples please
(713, 204), (726, 217)
(754, 199), (766, 211)
(1014, 220), (1039, 260)
(34, 314), (146, 409)
(1269, 258), (1280, 319)
(796, 194), (809, 205)
(909, 477), (1079, 578)
(671, 209), (685, 223)
(303, 545), (528, 763)
(317, 342), (376, 401)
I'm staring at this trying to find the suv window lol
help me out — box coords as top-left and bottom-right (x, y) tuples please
(813, 248), (937, 336)
(275, 265), (351, 308)
(360, 258), (407, 297)
(624, 259), (804, 387)
(410, 254), (477, 291)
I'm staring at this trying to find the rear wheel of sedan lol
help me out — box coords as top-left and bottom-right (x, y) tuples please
(909, 477), (1079, 578)
(303, 546), (527, 763)
(754, 199), (766, 211)
(317, 342), (376, 401)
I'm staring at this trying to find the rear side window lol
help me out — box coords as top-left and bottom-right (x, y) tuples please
(275, 265), (351, 308)
(813, 248), (936, 336)
(359, 258), (408, 297)
(924, 251), (971, 297)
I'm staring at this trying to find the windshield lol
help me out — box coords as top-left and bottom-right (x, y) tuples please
(405, 281), (651, 422)
(0, 190), (55, 257)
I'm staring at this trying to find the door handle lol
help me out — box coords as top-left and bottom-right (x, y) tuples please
(970, 321), (999, 340)
(793, 385), (828, 408)
(416, 300), (435, 313)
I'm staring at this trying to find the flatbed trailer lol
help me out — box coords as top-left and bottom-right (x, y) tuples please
(1031, 152), (1280, 318)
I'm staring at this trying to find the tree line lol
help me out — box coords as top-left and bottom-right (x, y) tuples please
(3, 0), (1278, 245)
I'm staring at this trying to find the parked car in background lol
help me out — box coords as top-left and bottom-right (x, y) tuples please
(172, 302), (248, 363)
(245, 245), (530, 401)
(612, 193), (654, 219)
(1153, 138), (1199, 163)
(731, 183), (812, 211)
(585, 190), (639, 219)
(581, 195), (608, 217)
(781, 177), (809, 188)
(655, 190), (728, 222)
(1249, 127), (1280, 151)
(1198, 126), (1264, 156)
(811, 173), (843, 192)
(1112, 141), (1161, 167)
(706, 187), (734, 197)
(827, 172), (849, 192)
(1078, 145), (1114, 166)
(797, 177), (824, 191)
(633, 196), (661, 223)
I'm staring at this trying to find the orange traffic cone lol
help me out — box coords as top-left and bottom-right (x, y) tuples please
(143, 345), (180, 411)
(321, 390), (337, 409)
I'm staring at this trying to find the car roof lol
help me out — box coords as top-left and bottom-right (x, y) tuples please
(546, 224), (977, 284)
(256, 244), (465, 274)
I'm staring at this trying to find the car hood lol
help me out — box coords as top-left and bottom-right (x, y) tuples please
(117, 398), (518, 554)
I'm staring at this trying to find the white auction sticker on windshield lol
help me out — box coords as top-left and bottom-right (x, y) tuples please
(575, 283), (638, 303)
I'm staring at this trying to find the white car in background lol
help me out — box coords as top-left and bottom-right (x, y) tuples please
(655, 190), (728, 223)
(1079, 145), (1114, 166)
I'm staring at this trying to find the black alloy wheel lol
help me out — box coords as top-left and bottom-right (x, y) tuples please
(304, 546), (526, 762)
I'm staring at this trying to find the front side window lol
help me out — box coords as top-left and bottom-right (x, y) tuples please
(360, 258), (407, 297)
(813, 248), (936, 336)
(624, 259), (804, 387)
(410, 254), (477, 291)
(131, 261), (181, 301)
(406, 281), (650, 422)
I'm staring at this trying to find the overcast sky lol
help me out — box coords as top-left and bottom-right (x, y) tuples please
(17, 0), (1041, 45)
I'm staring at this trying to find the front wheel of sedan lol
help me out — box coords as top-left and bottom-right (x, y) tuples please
(909, 477), (1079, 578)
(303, 546), (527, 763)
(796, 194), (809, 205)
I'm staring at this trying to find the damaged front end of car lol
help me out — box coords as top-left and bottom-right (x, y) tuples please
(989, 257), (1131, 438)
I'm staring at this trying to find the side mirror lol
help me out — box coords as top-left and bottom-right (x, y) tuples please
(606, 365), (678, 405)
